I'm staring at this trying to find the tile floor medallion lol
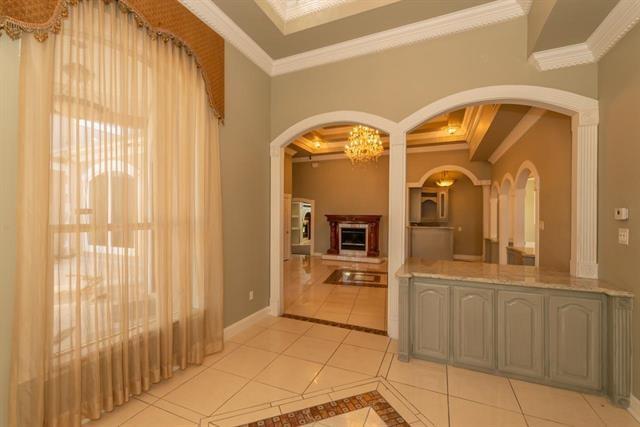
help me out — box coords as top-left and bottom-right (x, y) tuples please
(86, 315), (640, 427)
(239, 391), (407, 427)
(324, 269), (388, 288)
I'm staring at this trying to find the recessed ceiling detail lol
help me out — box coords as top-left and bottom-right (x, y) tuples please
(255, 0), (401, 34)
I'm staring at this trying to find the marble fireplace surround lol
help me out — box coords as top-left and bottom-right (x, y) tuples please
(325, 214), (381, 258)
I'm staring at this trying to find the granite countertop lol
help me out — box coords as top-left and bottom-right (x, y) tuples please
(396, 258), (633, 297)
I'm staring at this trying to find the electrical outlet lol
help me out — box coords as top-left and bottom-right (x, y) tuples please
(618, 228), (629, 246)
(249, 290), (254, 301)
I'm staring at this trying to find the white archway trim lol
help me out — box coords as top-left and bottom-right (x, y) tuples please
(515, 160), (541, 187)
(269, 111), (405, 338)
(500, 173), (515, 194)
(408, 164), (490, 188)
(399, 85), (598, 131)
(513, 160), (541, 267)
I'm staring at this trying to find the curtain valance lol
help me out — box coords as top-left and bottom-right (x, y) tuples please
(0, 0), (225, 119)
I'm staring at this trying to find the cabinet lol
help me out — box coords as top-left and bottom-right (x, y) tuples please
(413, 282), (449, 360)
(498, 291), (544, 377)
(453, 287), (494, 369)
(549, 295), (602, 390)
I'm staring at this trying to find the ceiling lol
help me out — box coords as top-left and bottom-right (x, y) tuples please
(211, 0), (492, 59)
(287, 103), (534, 161)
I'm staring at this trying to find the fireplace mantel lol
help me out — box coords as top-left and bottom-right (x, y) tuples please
(325, 214), (381, 257)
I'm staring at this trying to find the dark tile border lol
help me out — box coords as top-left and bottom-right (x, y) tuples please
(241, 390), (409, 427)
(281, 313), (387, 336)
(324, 269), (388, 288)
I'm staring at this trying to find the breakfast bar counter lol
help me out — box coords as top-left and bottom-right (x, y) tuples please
(396, 258), (633, 407)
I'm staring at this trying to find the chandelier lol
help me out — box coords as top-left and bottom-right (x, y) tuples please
(435, 171), (455, 187)
(344, 125), (384, 164)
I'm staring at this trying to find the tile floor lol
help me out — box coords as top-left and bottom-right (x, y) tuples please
(283, 255), (388, 331)
(88, 315), (639, 427)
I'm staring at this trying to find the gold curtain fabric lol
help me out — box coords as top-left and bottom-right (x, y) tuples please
(10, 1), (224, 425)
(0, 0), (225, 118)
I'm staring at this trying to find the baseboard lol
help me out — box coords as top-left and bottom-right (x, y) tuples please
(453, 254), (483, 262)
(223, 306), (272, 340)
(628, 394), (640, 422)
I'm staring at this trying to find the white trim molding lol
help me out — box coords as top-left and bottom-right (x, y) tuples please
(629, 394), (640, 423)
(409, 164), (491, 188)
(489, 107), (545, 163)
(530, 0), (640, 71)
(181, 0), (530, 77)
(270, 0), (529, 76)
(223, 306), (272, 340)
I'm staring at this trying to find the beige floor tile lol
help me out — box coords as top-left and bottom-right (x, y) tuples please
(252, 315), (281, 329)
(449, 396), (526, 427)
(162, 368), (247, 416)
(305, 324), (350, 342)
(255, 354), (323, 393)
(525, 416), (570, 426)
(315, 311), (351, 323)
(390, 381), (449, 427)
(377, 353), (393, 377)
(377, 384), (419, 424)
(245, 328), (301, 353)
(287, 304), (321, 317)
(327, 344), (385, 376)
(227, 325), (268, 344)
(510, 379), (604, 427)
(121, 405), (195, 426)
(209, 406), (281, 427)
(447, 366), (520, 412)
(134, 392), (159, 404)
(363, 408), (388, 426)
(329, 382), (379, 401)
(153, 399), (203, 423)
(582, 394), (640, 426)
(215, 381), (298, 414)
(212, 345), (279, 378)
(386, 358), (447, 394)
(347, 313), (386, 331)
(387, 339), (398, 354)
(315, 407), (370, 426)
(343, 330), (390, 351)
(202, 342), (241, 366)
(87, 398), (148, 426)
(270, 317), (314, 334)
(284, 335), (341, 363)
(279, 393), (333, 414)
(305, 366), (372, 394)
(146, 365), (207, 398)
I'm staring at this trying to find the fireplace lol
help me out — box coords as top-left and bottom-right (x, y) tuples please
(325, 215), (381, 259)
(339, 224), (367, 255)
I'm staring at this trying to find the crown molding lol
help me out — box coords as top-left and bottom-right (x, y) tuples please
(178, 0), (273, 75)
(181, 0), (529, 77)
(271, 0), (529, 76)
(529, 0), (640, 71)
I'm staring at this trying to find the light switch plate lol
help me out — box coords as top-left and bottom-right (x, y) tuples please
(618, 228), (629, 245)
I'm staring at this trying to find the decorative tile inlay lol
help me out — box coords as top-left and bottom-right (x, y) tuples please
(324, 269), (388, 288)
(281, 313), (387, 336)
(241, 390), (408, 427)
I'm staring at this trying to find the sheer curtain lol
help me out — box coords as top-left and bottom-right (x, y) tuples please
(10, 2), (224, 425)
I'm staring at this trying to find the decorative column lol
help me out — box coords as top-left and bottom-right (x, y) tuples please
(607, 296), (633, 407)
(387, 129), (406, 339)
(397, 276), (410, 362)
(571, 110), (599, 278)
(482, 184), (490, 260)
(269, 145), (283, 316)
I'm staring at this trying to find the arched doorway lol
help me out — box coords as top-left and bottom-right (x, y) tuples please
(514, 161), (541, 266)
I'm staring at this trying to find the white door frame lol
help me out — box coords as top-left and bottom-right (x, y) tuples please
(270, 85), (599, 339)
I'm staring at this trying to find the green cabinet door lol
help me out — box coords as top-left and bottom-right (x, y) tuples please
(549, 295), (602, 390)
(497, 291), (544, 378)
(453, 287), (495, 368)
(412, 281), (449, 360)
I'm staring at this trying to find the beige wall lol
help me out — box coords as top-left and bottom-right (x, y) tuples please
(219, 43), (271, 326)
(447, 177), (484, 256)
(270, 18), (597, 138)
(598, 23), (640, 395)
(491, 111), (572, 272)
(0, 38), (19, 427)
(292, 158), (389, 255)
